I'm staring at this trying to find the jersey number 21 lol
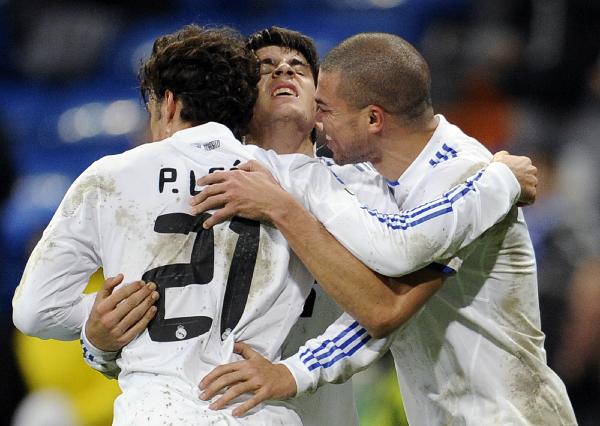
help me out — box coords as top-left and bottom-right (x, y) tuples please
(142, 213), (259, 342)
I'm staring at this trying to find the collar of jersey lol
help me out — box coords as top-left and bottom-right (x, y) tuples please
(170, 121), (236, 144)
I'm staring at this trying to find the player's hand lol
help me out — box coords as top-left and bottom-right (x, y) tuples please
(492, 150), (537, 206)
(85, 274), (159, 352)
(199, 342), (297, 416)
(190, 160), (292, 229)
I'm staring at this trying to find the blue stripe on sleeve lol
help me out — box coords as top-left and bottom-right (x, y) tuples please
(300, 321), (373, 371)
(306, 335), (372, 371)
(300, 321), (361, 363)
(359, 169), (484, 230)
(303, 327), (367, 365)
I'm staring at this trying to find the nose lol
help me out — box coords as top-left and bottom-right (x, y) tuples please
(273, 62), (295, 78)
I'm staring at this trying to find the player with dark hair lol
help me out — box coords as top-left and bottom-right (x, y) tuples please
(247, 26), (319, 84)
(139, 25), (259, 139)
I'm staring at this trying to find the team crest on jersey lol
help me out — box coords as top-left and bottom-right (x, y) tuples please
(175, 325), (187, 340)
(192, 140), (221, 151)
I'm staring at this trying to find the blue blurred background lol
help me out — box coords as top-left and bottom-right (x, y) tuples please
(1, 1), (599, 425)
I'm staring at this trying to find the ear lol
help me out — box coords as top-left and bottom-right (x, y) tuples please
(163, 90), (178, 122)
(366, 105), (384, 134)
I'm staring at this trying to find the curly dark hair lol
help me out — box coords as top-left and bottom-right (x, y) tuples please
(247, 26), (319, 85)
(139, 24), (260, 138)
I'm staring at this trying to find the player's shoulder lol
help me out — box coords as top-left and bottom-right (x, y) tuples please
(428, 115), (492, 169)
(92, 142), (171, 176)
(68, 144), (172, 203)
(419, 148), (489, 194)
(320, 159), (387, 195)
(319, 158), (378, 180)
(257, 148), (323, 177)
(405, 117), (494, 196)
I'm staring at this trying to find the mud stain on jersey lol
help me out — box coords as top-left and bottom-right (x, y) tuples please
(453, 162), (486, 188)
(146, 233), (194, 271)
(62, 175), (117, 217)
(14, 227), (60, 302)
(247, 227), (275, 302)
(403, 232), (439, 270)
(113, 205), (149, 245)
(506, 349), (547, 425)
(504, 308), (574, 424)
(115, 206), (137, 228)
(213, 222), (239, 289)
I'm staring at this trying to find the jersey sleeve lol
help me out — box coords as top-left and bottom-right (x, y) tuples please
(265, 153), (520, 277)
(80, 319), (121, 379)
(12, 161), (105, 340)
(279, 312), (394, 395)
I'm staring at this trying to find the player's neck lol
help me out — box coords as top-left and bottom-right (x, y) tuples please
(246, 122), (314, 157)
(371, 115), (438, 181)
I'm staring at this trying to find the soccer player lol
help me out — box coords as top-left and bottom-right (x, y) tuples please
(86, 27), (364, 426)
(192, 33), (577, 425)
(14, 26), (533, 425)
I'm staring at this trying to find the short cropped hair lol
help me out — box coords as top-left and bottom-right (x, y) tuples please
(321, 33), (432, 123)
(139, 24), (260, 138)
(247, 26), (319, 84)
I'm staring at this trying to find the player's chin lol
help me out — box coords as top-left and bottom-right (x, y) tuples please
(331, 149), (350, 166)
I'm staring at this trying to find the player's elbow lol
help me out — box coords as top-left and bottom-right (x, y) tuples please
(12, 301), (45, 337)
(364, 317), (400, 339)
(365, 324), (393, 339)
(12, 290), (56, 338)
(362, 309), (406, 339)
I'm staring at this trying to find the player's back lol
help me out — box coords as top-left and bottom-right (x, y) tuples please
(388, 115), (576, 425)
(90, 123), (311, 424)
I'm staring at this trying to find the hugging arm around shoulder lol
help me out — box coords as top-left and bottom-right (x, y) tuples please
(271, 157), (520, 277)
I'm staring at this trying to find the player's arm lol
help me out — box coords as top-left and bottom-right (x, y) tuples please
(12, 164), (108, 340)
(194, 159), (525, 276)
(199, 270), (442, 416)
(191, 153), (534, 336)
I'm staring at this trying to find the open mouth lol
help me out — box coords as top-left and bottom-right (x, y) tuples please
(271, 86), (298, 97)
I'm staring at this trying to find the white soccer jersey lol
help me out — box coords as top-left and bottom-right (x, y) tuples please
(14, 121), (522, 425)
(280, 284), (358, 426)
(278, 160), (390, 426)
(283, 115), (577, 425)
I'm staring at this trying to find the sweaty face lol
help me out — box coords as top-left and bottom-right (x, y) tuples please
(250, 46), (317, 131)
(315, 71), (374, 165)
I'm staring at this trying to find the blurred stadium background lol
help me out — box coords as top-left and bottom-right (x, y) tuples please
(0, 0), (599, 425)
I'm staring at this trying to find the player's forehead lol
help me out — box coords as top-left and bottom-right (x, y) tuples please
(255, 45), (308, 63)
(316, 71), (341, 104)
